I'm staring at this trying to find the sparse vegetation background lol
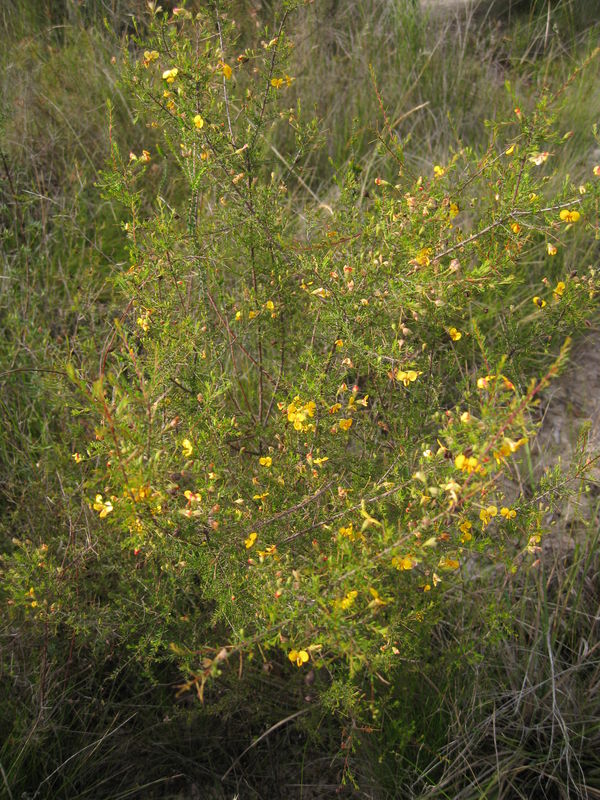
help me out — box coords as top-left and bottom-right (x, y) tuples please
(1, 1), (600, 798)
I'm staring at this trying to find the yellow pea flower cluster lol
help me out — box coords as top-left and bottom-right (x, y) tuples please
(143, 50), (159, 68)
(476, 374), (515, 392)
(454, 453), (485, 475)
(559, 209), (580, 223)
(438, 555), (459, 570)
(459, 519), (472, 542)
(479, 505), (497, 527)
(162, 67), (178, 83)
(257, 544), (278, 562)
(393, 368), (422, 387)
(92, 494), (113, 518)
(287, 396), (316, 431)
(334, 590), (358, 610)
(244, 531), (258, 549)
(391, 555), (416, 571)
(493, 436), (527, 464)
(288, 648), (309, 667)
(413, 247), (433, 267)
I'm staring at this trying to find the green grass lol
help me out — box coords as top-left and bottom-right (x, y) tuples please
(414, 519), (600, 799)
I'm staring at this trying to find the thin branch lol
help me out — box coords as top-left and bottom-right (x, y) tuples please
(248, 480), (336, 538)
(433, 200), (582, 263)
(249, 10), (290, 152)
(214, 1), (235, 146)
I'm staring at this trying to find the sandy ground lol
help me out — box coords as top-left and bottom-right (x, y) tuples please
(530, 327), (600, 540)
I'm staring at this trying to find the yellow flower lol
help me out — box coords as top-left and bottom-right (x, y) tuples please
(244, 532), (258, 549)
(448, 327), (462, 341)
(257, 544), (278, 561)
(449, 202), (459, 218)
(72, 452), (83, 463)
(493, 436), (528, 464)
(248, 310), (258, 320)
(162, 68), (179, 83)
(479, 505), (498, 527)
(221, 63), (232, 80)
(454, 453), (465, 470)
(193, 114), (204, 130)
(414, 247), (432, 267)
(395, 369), (421, 387)
(338, 523), (357, 540)
(129, 484), (151, 502)
(288, 649), (309, 667)
(143, 50), (160, 68)
(594, 166), (600, 177)
(287, 397), (316, 431)
(271, 77), (284, 89)
(259, 456), (272, 468)
(368, 587), (388, 607)
(93, 494), (113, 518)
(137, 314), (150, 332)
(546, 242), (557, 256)
(477, 374), (494, 389)
(500, 506), (516, 519)
(505, 144), (515, 155)
(335, 590), (358, 610)
(533, 296), (546, 308)
(438, 556), (460, 570)
(339, 418), (353, 431)
(511, 222), (521, 234)
(329, 403), (341, 414)
(392, 555), (416, 571)
(553, 281), (565, 298)
(459, 519), (472, 535)
(454, 454), (482, 475)
(433, 165), (445, 178)
(181, 438), (193, 458)
(265, 300), (275, 311)
(559, 209), (580, 223)
(335, 339), (344, 348)
(183, 490), (201, 503)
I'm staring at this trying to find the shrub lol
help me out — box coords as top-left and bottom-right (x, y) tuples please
(2, 1), (600, 794)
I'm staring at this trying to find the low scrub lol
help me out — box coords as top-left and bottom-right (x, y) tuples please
(1, 1), (600, 797)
